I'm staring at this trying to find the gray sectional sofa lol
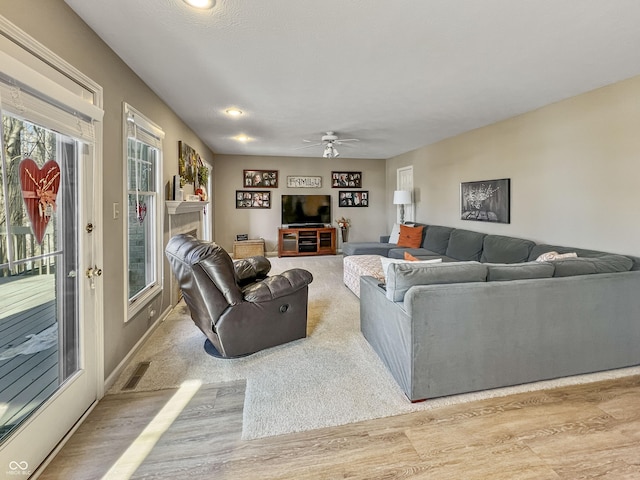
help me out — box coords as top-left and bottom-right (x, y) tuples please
(347, 224), (640, 402)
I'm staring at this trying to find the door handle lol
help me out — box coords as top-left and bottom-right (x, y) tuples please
(86, 265), (102, 289)
(86, 266), (102, 278)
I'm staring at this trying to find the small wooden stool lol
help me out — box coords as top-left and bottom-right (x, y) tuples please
(233, 239), (265, 259)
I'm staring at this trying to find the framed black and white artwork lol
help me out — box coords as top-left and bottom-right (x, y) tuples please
(460, 178), (510, 223)
(338, 190), (368, 207)
(236, 190), (271, 209)
(243, 170), (278, 188)
(331, 171), (362, 188)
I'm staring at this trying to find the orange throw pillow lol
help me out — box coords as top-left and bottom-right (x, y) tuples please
(397, 224), (424, 248)
(404, 252), (420, 261)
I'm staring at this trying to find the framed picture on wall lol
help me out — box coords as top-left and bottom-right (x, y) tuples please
(460, 178), (510, 223)
(331, 171), (362, 188)
(236, 190), (271, 209)
(243, 170), (278, 188)
(338, 190), (368, 207)
(178, 140), (199, 185)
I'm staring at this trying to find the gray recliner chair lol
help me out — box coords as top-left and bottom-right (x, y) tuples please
(165, 234), (313, 358)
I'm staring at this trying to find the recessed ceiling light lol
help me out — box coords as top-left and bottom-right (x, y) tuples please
(183, 0), (215, 9)
(234, 135), (251, 143)
(225, 108), (243, 117)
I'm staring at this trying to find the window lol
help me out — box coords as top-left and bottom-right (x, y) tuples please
(124, 103), (164, 318)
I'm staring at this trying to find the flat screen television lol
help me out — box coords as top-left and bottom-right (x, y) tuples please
(281, 194), (331, 227)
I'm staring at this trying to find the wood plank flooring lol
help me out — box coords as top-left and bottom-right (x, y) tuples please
(40, 375), (640, 479)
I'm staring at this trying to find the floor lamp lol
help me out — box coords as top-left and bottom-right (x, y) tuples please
(393, 190), (412, 224)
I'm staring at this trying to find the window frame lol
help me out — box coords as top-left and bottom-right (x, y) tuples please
(122, 102), (164, 320)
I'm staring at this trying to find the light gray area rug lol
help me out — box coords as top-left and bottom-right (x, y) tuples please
(109, 255), (640, 440)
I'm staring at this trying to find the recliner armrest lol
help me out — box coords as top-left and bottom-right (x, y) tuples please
(242, 269), (313, 302)
(234, 256), (272, 286)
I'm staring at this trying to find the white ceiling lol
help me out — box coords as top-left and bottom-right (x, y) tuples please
(64, 0), (640, 160)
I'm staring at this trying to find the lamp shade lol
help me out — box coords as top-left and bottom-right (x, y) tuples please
(393, 190), (411, 205)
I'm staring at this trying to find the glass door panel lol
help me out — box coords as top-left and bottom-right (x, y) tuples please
(0, 113), (90, 468)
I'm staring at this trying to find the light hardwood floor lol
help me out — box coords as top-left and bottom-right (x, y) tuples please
(40, 374), (640, 479)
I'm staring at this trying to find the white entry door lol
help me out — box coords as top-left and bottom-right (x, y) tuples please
(397, 166), (414, 223)
(0, 112), (99, 477)
(0, 35), (103, 476)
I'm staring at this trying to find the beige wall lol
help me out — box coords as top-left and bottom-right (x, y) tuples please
(387, 74), (640, 257)
(213, 155), (386, 252)
(0, 1), (214, 379)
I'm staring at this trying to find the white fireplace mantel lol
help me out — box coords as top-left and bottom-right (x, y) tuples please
(165, 200), (207, 215)
(166, 200), (210, 306)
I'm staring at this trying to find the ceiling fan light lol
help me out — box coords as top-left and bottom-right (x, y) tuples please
(183, 0), (215, 9)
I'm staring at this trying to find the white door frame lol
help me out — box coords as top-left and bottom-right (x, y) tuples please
(397, 166), (414, 223)
(0, 16), (104, 475)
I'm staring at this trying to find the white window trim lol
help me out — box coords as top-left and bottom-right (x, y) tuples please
(123, 102), (164, 321)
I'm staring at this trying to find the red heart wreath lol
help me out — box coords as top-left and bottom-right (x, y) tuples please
(19, 158), (61, 245)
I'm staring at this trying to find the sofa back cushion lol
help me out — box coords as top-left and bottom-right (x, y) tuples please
(386, 261), (487, 302)
(445, 229), (487, 261)
(380, 257), (442, 282)
(552, 254), (633, 277)
(480, 235), (535, 264)
(397, 224), (425, 248)
(486, 262), (555, 281)
(423, 225), (453, 254)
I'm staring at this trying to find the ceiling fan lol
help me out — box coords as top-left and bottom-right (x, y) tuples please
(295, 131), (359, 158)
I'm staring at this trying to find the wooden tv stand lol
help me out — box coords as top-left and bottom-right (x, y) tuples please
(278, 226), (336, 257)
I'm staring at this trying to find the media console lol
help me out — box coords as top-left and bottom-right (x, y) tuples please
(277, 226), (336, 257)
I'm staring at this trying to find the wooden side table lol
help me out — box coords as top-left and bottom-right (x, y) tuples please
(233, 239), (265, 259)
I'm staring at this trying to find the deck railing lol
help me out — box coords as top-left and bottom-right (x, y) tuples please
(0, 227), (55, 277)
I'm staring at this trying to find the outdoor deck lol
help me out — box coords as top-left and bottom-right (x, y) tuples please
(0, 274), (58, 439)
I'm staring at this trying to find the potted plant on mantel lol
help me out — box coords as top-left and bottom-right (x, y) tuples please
(195, 165), (209, 201)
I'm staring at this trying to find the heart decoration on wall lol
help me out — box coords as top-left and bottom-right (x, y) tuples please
(19, 158), (61, 245)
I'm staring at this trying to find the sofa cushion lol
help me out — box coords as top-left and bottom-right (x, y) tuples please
(380, 257), (442, 282)
(445, 229), (487, 261)
(480, 235), (535, 264)
(423, 225), (453, 254)
(397, 224), (424, 248)
(404, 252), (420, 261)
(388, 247), (441, 259)
(342, 242), (395, 257)
(386, 261), (487, 302)
(553, 255), (633, 277)
(486, 262), (555, 281)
